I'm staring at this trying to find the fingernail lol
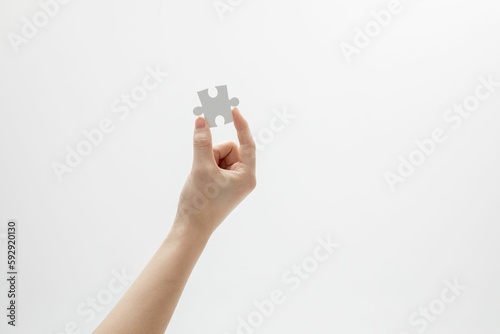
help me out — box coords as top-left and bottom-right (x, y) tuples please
(195, 117), (206, 129)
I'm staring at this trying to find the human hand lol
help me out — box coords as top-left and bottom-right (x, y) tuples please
(174, 108), (257, 237)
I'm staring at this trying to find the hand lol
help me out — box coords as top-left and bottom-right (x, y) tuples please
(175, 108), (257, 236)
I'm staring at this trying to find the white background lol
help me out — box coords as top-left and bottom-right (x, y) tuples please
(1, 0), (499, 333)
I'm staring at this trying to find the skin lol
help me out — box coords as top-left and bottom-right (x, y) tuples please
(93, 108), (256, 334)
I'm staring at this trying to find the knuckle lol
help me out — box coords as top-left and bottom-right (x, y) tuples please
(245, 173), (257, 190)
(193, 134), (210, 148)
(247, 142), (257, 152)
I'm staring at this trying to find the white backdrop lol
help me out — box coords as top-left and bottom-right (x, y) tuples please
(1, 0), (500, 333)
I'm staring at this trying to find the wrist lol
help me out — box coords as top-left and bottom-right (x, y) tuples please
(169, 215), (213, 245)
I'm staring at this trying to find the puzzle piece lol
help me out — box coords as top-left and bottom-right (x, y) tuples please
(193, 85), (239, 128)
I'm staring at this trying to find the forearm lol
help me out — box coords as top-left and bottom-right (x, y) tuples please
(94, 218), (212, 334)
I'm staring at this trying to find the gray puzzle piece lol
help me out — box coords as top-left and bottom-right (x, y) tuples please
(193, 85), (239, 128)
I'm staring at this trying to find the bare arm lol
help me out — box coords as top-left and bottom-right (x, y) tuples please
(94, 108), (256, 334)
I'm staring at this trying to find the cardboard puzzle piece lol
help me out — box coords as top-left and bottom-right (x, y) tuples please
(193, 85), (239, 128)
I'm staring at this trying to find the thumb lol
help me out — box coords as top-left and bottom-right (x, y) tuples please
(193, 117), (214, 165)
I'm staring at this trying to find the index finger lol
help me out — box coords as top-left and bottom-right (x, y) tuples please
(232, 108), (256, 168)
